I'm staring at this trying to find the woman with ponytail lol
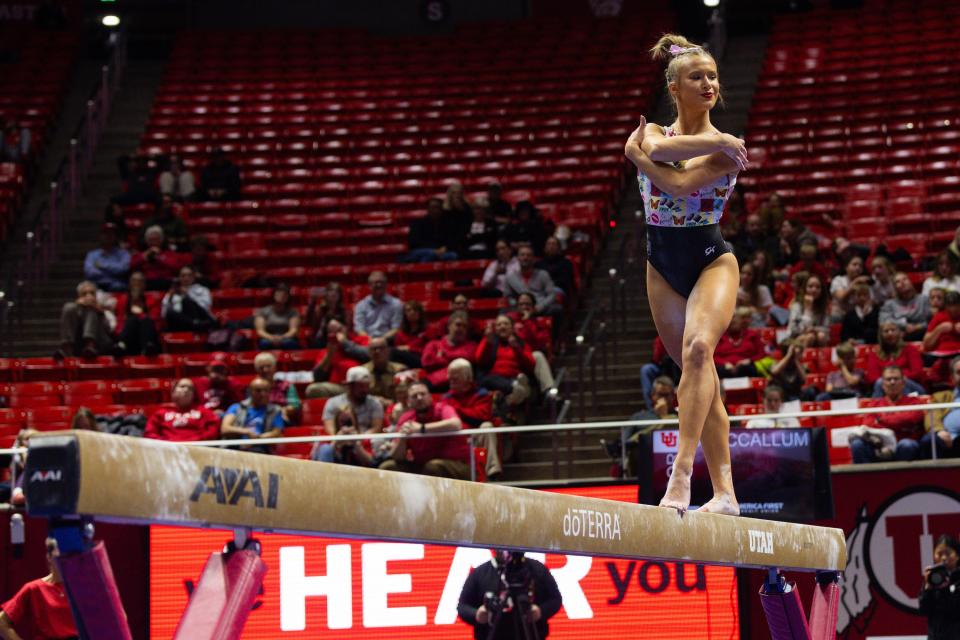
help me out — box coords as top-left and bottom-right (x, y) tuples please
(624, 34), (748, 515)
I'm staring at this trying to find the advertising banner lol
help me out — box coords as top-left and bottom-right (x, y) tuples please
(150, 484), (740, 639)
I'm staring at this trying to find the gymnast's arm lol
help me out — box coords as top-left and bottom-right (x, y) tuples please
(630, 149), (737, 199)
(0, 611), (24, 640)
(641, 122), (744, 164)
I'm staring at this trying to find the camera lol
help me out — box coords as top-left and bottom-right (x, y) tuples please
(928, 563), (951, 588)
(484, 550), (539, 639)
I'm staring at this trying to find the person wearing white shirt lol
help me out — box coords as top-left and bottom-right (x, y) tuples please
(745, 384), (801, 429)
(161, 265), (215, 331)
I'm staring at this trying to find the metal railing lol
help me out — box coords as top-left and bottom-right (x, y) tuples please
(0, 30), (127, 355)
(3, 400), (959, 492)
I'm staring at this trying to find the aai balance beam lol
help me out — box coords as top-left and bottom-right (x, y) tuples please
(23, 431), (846, 572)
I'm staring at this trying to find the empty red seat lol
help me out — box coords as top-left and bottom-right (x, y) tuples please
(69, 356), (123, 381)
(122, 355), (179, 379)
(115, 378), (168, 405)
(17, 358), (69, 382)
(61, 380), (117, 407)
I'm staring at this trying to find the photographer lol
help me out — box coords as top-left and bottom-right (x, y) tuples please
(919, 534), (960, 640)
(458, 549), (562, 640)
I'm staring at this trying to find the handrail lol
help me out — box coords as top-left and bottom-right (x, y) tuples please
(0, 29), (127, 355)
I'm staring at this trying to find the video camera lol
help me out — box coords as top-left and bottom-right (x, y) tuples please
(927, 563), (951, 588)
(482, 550), (539, 640)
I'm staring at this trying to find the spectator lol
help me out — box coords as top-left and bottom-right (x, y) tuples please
(929, 287), (946, 317)
(443, 180), (473, 238)
(83, 223), (130, 292)
(503, 200), (549, 255)
(602, 376), (678, 476)
(788, 243), (831, 286)
(142, 194), (189, 250)
(848, 365), (927, 463)
(444, 358), (502, 479)
(787, 273), (830, 346)
(769, 338), (810, 401)
(162, 265), (217, 332)
(320, 403), (377, 467)
(0, 539), (76, 640)
(481, 239), (520, 297)
(924, 290), (960, 356)
(312, 367), (384, 463)
(187, 235), (221, 288)
(503, 245), (561, 316)
(254, 283), (301, 350)
(840, 283), (880, 344)
(745, 384), (801, 429)
(71, 407), (97, 431)
(353, 271), (403, 340)
(757, 192), (786, 236)
(393, 300), (429, 365)
(159, 153), (196, 200)
(947, 224), (960, 267)
(305, 282), (350, 348)
(817, 341), (865, 400)
(509, 292), (555, 392)
(536, 236), (576, 295)
(363, 337), (407, 405)
(923, 251), (960, 296)
(737, 261), (773, 327)
(103, 200), (129, 243)
(460, 194), (498, 258)
(116, 155), (159, 205)
(431, 294), (486, 342)
(0, 118), (31, 162)
(422, 311), (478, 391)
(869, 256), (896, 305)
(305, 320), (361, 398)
(733, 214), (779, 265)
(720, 182), (745, 241)
(775, 218), (817, 269)
(129, 225), (183, 291)
(144, 378), (220, 441)
(193, 353), (243, 416)
(58, 280), (117, 358)
(475, 315), (535, 405)
(715, 307), (765, 378)
(923, 354), (960, 458)
(199, 148), (241, 201)
(115, 271), (161, 356)
(486, 180), (513, 223)
(750, 249), (775, 290)
(378, 382), (470, 480)
(830, 254), (870, 317)
(640, 336), (681, 410)
(866, 322), (926, 396)
(879, 272), (930, 341)
(405, 197), (459, 262)
(221, 378), (284, 453)
(918, 534), (960, 639)
(254, 351), (301, 424)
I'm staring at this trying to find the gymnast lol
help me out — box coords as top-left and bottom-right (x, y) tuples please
(624, 34), (748, 515)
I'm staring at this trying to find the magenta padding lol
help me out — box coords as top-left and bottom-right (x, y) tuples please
(759, 583), (812, 640)
(174, 549), (268, 640)
(808, 581), (840, 640)
(56, 541), (133, 640)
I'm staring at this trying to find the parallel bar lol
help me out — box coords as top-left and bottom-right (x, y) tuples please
(24, 431), (846, 572)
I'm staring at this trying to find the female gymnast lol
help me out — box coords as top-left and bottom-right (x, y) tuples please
(624, 34), (748, 515)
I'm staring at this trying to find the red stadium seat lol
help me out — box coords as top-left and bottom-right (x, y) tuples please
(61, 380), (117, 407)
(115, 378), (168, 405)
(69, 357), (123, 381)
(273, 426), (323, 459)
(122, 355), (179, 379)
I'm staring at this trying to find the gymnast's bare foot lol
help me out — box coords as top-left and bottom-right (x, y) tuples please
(697, 493), (740, 516)
(659, 465), (692, 515)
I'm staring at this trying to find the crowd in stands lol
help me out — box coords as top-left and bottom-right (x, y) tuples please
(624, 189), (960, 467)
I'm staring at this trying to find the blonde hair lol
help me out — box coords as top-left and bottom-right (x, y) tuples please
(650, 34), (720, 111)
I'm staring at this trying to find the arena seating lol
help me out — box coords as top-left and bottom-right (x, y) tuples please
(0, 26), (79, 241)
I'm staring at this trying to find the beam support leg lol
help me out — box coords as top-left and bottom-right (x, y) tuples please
(173, 534), (267, 640)
(759, 568), (813, 640)
(808, 571), (841, 640)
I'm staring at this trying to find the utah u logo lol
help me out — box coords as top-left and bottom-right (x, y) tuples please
(660, 432), (677, 447)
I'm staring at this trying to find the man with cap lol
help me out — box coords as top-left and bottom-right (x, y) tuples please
(83, 222), (130, 292)
(193, 353), (243, 416)
(144, 378), (220, 442)
(379, 381), (471, 479)
(312, 366), (384, 463)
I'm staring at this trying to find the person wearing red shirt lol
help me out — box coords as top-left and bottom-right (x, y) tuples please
(421, 311), (478, 391)
(508, 292), (555, 392)
(444, 358), (501, 479)
(849, 365), (926, 463)
(714, 307), (765, 377)
(430, 294), (486, 342)
(305, 319), (362, 398)
(129, 225), (184, 291)
(864, 322), (926, 395)
(144, 378), (221, 442)
(378, 382), (470, 479)
(475, 315), (535, 405)
(923, 291), (960, 355)
(192, 353), (243, 415)
(393, 300), (430, 367)
(0, 538), (77, 640)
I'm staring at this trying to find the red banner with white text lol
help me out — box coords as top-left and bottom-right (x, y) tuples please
(150, 484), (740, 639)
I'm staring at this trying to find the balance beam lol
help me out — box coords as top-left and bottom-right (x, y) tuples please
(23, 430), (846, 572)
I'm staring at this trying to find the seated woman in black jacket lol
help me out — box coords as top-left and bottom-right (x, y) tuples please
(919, 534), (960, 640)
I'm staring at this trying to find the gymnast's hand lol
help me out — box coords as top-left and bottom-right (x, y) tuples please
(624, 116), (647, 159)
(718, 133), (749, 171)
